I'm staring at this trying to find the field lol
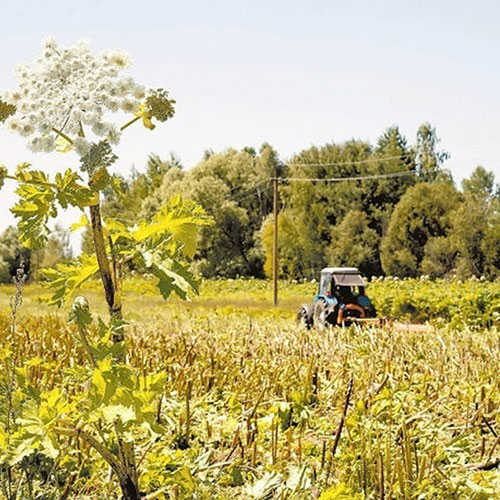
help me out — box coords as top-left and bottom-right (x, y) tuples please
(1, 277), (500, 499)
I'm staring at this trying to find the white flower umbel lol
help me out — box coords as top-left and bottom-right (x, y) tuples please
(1, 37), (143, 154)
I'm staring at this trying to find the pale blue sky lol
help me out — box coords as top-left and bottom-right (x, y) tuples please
(1, 0), (499, 232)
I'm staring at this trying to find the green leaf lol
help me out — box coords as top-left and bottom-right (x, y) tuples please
(146, 372), (167, 393)
(90, 359), (118, 407)
(318, 484), (363, 500)
(71, 214), (89, 232)
(133, 196), (211, 259)
(101, 404), (136, 425)
(11, 170), (56, 249)
(55, 169), (98, 208)
(147, 254), (199, 300)
(41, 255), (99, 306)
(90, 167), (111, 191)
(11, 166), (96, 249)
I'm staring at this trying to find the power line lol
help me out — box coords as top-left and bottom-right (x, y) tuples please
(229, 179), (270, 204)
(285, 154), (408, 168)
(274, 170), (416, 183)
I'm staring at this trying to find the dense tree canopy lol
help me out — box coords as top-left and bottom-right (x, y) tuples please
(142, 144), (279, 277)
(136, 126), (500, 280)
(380, 182), (460, 277)
(11, 123), (497, 282)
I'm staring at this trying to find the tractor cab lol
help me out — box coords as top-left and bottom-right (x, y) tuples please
(317, 267), (366, 301)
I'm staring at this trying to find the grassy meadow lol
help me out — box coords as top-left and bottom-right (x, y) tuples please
(1, 277), (500, 499)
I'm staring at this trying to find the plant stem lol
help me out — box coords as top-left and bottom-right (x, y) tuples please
(88, 203), (122, 322)
(326, 377), (353, 482)
(52, 127), (74, 144)
(120, 115), (141, 131)
(4, 173), (56, 188)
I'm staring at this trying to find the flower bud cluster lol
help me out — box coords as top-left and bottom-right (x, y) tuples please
(2, 37), (146, 155)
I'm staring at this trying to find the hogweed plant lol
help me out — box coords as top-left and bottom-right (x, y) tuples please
(0, 38), (210, 499)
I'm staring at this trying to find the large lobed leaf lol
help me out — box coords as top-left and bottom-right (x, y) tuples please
(104, 195), (211, 301)
(11, 164), (97, 249)
(41, 255), (99, 306)
(132, 195), (210, 259)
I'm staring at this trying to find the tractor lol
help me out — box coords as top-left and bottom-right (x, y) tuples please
(297, 267), (376, 328)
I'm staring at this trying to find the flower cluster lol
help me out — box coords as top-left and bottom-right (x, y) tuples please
(80, 140), (118, 174)
(2, 37), (147, 155)
(145, 89), (175, 122)
(0, 99), (16, 123)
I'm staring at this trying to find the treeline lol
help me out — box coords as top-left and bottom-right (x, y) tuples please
(0, 225), (71, 283)
(1, 123), (499, 282)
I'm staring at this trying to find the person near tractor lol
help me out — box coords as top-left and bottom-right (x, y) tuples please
(356, 286), (376, 316)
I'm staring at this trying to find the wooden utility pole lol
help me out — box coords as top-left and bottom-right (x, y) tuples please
(272, 177), (279, 306)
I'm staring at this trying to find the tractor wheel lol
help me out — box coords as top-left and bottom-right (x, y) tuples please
(313, 299), (328, 329)
(297, 305), (314, 329)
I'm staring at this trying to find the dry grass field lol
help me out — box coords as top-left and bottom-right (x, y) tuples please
(1, 278), (500, 499)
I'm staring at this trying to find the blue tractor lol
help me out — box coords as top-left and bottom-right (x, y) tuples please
(297, 267), (376, 328)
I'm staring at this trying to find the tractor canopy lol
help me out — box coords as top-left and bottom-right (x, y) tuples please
(318, 267), (366, 295)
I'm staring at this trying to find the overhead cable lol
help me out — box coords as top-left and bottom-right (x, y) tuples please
(274, 170), (416, 183)
(286, 155), (408, 168)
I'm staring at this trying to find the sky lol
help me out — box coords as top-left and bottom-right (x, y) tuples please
(1, 0), (499, 234)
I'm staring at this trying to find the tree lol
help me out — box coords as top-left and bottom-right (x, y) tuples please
(421, 236), (457, 278)
(462, 165), (495, 198)
(482, 199), (500, 278)
(279, 129), (417, 277)
(39, 224), (72, 269)
(142, 145), (279, 278)
(0, 226), (31, 283)
(261, 210), (310, 278)
(415, 123), (450, 181)
(381, 181), (460, 277)
(448, 194), (489, 278)
(328, 211), (380, 277)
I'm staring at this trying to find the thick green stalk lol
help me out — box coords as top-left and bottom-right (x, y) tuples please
(88, 202), (123, 331)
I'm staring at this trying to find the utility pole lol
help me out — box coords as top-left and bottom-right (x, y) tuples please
(272, 176), (279, 306)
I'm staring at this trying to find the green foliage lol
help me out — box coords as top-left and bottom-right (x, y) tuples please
(143, 145), (278, 278)
(3, 278), (500, 498)
(415, 122), (450, 181)
(41, 255), (100, 306)
(11, 164), (96, 249)
(41, 196), (210, 306)
(0, 226), (31, 283)
(274, 127), (417, 278)
(482, 200), (500, 279)
(462, 165), (496, 198)
(261, 210), (309, 278)
(328, 210), (380, 275)
(380, 181), (460, 277)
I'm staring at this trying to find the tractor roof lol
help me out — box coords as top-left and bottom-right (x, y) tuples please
(320, 267), (365, 287)
(321, 267), (361, 274)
